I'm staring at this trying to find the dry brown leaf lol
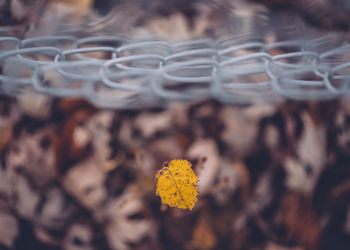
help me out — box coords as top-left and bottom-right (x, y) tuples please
(189, 217), (217, 250)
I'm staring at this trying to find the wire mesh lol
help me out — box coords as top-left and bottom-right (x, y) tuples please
(1, 34), (350, 108)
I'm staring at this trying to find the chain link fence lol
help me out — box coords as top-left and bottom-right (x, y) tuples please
(1, 33), (350, 108)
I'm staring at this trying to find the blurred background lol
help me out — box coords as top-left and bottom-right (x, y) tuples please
(1, 1), (350, 250)
(2, 0), (350, 39)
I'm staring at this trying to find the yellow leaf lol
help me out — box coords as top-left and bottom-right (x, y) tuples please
(156, 159), (199, 210)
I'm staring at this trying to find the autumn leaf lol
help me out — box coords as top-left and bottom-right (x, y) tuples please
(156, 159), (199, 210)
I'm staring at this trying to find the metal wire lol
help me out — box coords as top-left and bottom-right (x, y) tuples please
(1, 34), (350, 108)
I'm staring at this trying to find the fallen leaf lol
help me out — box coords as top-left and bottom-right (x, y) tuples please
(156, 159), (199, 210)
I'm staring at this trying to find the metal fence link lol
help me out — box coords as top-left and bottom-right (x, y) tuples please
(1, 34), (350, 108)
